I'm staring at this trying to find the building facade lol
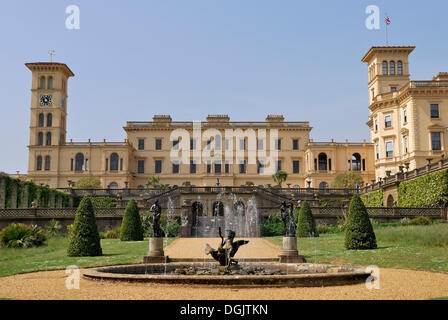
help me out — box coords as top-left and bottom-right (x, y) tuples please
(25, 62), (375, 189)
(363, 46), (448, 179)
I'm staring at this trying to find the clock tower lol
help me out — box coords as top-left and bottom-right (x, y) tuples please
(26, 62), (74, 178)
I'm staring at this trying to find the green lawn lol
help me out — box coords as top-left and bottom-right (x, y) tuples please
(267, 223), (448, 272)
(0, 237), (174, 277)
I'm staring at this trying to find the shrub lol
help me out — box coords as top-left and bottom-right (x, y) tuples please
(143, 214), (179, 237)
(67, 196), (102, 257)
(361, 189), (383, 207)
(46, 219), (62, 237)
(74, 177), (101, 189)
(317, 225), (339, 234)
(0, 223), (46, 248)
(403, 216), (432, 226)
(261, 213), (284, 236)
(344, 194), (377, 250)
(104, 227), (121, 239)
(296, 201), (319, 237)
(120, 199), (144, 241)
(90, 197), (117, 209)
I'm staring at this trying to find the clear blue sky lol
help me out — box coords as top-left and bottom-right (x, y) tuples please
(1, 0), (447, 174)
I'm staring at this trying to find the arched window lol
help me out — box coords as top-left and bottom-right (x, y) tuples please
(40, 76), (46, 89)
(387, 194), (395, 207)
(36, 156), (42, 170)
(397, 61), (403, 75)
(319, 182), (329, 190)
(110, 153), (119, 171)
(108, 182), (118, 189)
(38, 113), (44, 127)
(234, 201), (245, 216)
(390, 61), (395, 75)
(212, 201), (224, 216)
(382, 61), (388, 75)
(47, 77), (53, 89)
(318, 153), (327, 171)
(45, 156), (51, 170)
(137, 185), (144, 190)
(46, 132), (52, 145)
(75, 153), (84, 171)
(37, 132), (43, 145)
(47, 113), (52, 127)
(351, 153), (362, 171)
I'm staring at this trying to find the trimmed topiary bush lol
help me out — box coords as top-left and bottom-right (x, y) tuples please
(120, 199), (144, 241)
(344, 194), (377, 250)
(67, 196), (102, 256)
(296, 200), (319, 237)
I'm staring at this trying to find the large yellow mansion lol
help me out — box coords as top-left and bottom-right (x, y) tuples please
(24, 45), (448, 189)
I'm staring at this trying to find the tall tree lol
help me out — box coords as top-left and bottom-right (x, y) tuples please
(271, 170), (288, 187)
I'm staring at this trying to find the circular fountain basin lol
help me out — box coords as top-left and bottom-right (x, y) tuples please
(83, 262), (371, 287)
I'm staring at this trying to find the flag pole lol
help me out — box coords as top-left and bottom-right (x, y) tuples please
(385, 13), (389, 46)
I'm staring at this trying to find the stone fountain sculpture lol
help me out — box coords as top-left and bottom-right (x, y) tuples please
(144, 200), (167, 263)
(205, 227), (249, 267)
(279, 201), (305, 263)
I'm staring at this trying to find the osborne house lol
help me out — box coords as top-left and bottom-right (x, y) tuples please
(25, 46), (448, 190)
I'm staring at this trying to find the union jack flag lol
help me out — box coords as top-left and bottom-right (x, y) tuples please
(385, 16), (391, 25)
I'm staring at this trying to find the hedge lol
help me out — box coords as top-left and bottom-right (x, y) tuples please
(398, 169), (448, 207)
(89, 197), (117, 208)
(360, 189), (383, 207)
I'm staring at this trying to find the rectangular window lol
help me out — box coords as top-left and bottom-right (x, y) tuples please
(403, 136), (408, 153)
(173, 139), (179, 150)
(293, 160), (300, 173)
(239, 160), (246, 174)
(207, 161), (211, 174)
(207, 139), (211, 150)
(240, 139), (246, 150)
(225, 161), (230, 174)
(215, 161), (221, 174)
(155, 160), (162, 174)
(138, 139), (145, 150)
(431, 132), (441, 150)
(293, 139), (299, 150)
(431, 104), (439, 118)
(385, 115), (392, 128)
(225, 139), (230, 150)
(215, 135), (221, 150)
(155, 139), (162, 150)
(385, 141), (393, 158)
(190, 139), (196, 150)
(257, 139), (264, 150)
(70, 158), (73, 171)
(138, 160), (145, 174)
(257, 160), (264, 174)
(374, 119), (378, 131)
(276, 160), (282, 171)
(172, 161), (179, 174)
(275, 139), (281, 150)
(375, 144), (379, 160)
(403, 109), (407, 123)
(314, 159), (317, 171)
(391, 87), (397, 92)
(190, 160), (196, 174)
(328, 158), (332, 171)
(120, 158), (123, 170)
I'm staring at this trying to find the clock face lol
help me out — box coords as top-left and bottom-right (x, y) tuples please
(40, 94), (52, 106)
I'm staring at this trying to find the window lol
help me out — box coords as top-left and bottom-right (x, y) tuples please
(329, 158), (332, 171)
(37, 132), (43, 145)
(47, 77), (53, 89)
(385, 141), (393, 157)
(120, 158), (123, 170)
(351, 153), (361, 171)
(105, 158), (108, 171)
(47, 114), (52, 127)
(38, 114), (44, 127)
(155, 139), (162, 150)
(46, 132), (52, 146)
(138, 139), (144, 150)
(275, 139), (281, 150)
(431, 132), (441, 150)
(155, 160), (162, 173)
(362, 159), (366, 171)
(75, 153), (84, 170)
(257, 160), (264, 174)
(257, 139), (264, 150)
(40, 76), (46, 89)
(319, 182), (328, 190)
(173, 139), (179, 150)
(190, 160), (196, 174)
(382, 61), (388, 75)
(385, 115), (392, 128)
(390, 61), (395, 75)
(206, 139), (211, 150)
(45, 156), (51, 170)
(36, 156), (42, 170)
(137, 160), (145, 173)
(375, 144), (379, 160)
(172, 161), (179, 174)
(430, 104), (439, 118)
(61, 98), (65, 111)
(225, 139), (230, 150)
(374, 119), (378, 131)
(206, 161), (211, 174)
(190, 139), (196, 150)
(85, 159), (89, 170)
(403, 136), (408, 153)
(292, 139), (299, 150)
(70, 158), (74, 171)
(293, 160), (300, 174)
(391, 87), (397, 92)
(318, 153), (327, 171)
(215, 161), (221, 174)
(239, 139), (246, 150)
(109, 182), (118, 190)
(215, 135), (221, 150)
(397, 61), (403, 75)
(110, 153), (119, 171)
(276, 160), (282, 171)
(225, 161), (230, 174)
(403, 109), (407, 123)
(239, 160), (246, 174)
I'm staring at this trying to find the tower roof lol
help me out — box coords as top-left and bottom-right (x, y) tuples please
(25, 62), (75, 77)
(361, 46), (415, 63)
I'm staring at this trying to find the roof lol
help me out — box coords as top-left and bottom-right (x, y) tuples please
(25, 62), (75, 77)
(361, 46), (415, 63)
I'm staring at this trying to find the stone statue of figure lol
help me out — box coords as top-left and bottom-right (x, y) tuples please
(149, 200), (164, 237)
(205, 228), (249, 267)
(280, 201), (297, 237)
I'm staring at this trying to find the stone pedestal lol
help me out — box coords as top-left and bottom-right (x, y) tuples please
(143, 237), (168, 263)
(278, 236), (306, 263)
